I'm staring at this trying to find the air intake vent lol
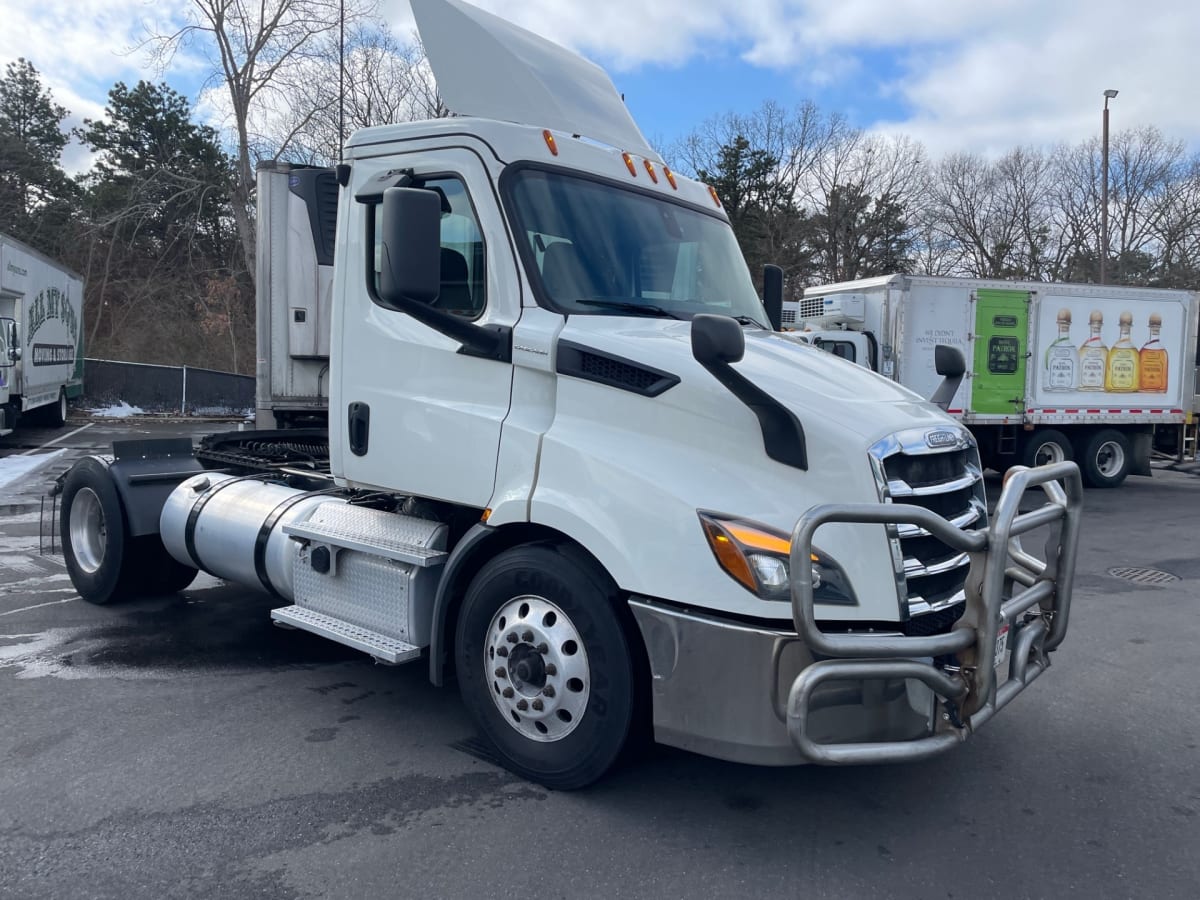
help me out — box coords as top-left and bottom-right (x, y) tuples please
(799, 296), (826, 319)
(556, 342), (680, 397)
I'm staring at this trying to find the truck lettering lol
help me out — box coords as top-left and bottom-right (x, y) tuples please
(30, 343), (75, 366)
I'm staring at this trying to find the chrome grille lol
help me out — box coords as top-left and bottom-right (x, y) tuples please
(870, 427), (986, 620)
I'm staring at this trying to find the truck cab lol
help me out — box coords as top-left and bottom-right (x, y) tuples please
(52, 0), (1083, 788)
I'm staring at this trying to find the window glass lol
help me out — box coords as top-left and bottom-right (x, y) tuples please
(371, 176), (487, 318)
(508, 169), (769, 325)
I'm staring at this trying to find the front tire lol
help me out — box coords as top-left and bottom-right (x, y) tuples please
(1078, 428), (1132, 488)
(455, 544), (637, 790)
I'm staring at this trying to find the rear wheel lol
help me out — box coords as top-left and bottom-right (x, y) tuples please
(1021, 428), (1073, 469)
(455, 544), (637, 790)
(1078, 429), (1131, 488)
(34, 389), (68, 427)
(61, 459), (198, 603)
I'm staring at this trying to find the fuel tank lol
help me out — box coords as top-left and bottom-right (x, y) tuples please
(160, 473), (345, 600)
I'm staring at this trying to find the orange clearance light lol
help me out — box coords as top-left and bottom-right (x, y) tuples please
(542, 129), (558, 156)
(662, 165), (678, 189)
(481, 508), (493, 522)
(707, 184), (722, 207)
(643, 159), (659, 183)
(622, 152), (638, 176)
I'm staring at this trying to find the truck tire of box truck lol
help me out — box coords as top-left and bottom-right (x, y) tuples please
(1020, 428), (1074, 469)
(1074, 428), (1133, 489)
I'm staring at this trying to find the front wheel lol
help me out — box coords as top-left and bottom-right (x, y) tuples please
(455, 544), (638, 790)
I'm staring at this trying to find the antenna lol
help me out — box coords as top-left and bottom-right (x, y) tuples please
(338, 0), (345, 162)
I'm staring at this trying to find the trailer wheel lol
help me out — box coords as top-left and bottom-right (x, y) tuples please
(61, 459), (132, 604)
(1079, 429), (1131, 489)
(455, 544), (637, 790)
(1021, 428), (1073, 469)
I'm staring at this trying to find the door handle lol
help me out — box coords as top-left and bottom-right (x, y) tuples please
(348, 402), (370, 456)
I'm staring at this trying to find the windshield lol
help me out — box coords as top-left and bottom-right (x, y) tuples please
(506, 169), (769, 324)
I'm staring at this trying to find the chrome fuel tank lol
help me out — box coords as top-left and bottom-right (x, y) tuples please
(160, 473), (345, 600)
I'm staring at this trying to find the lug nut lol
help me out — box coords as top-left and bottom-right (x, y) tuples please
(544, 663), (557, 676)
(542, 685), (555, 698)
(532, 699), (544, 711)
(522, 630), (534, 642)
(536, 642), (549, 654)
(496, 645), (509, 657)
(502, 687), (514, 699)
(495, 667), (507, 679)
(516, 699), (528, 711)
(506, 632), (518, 644)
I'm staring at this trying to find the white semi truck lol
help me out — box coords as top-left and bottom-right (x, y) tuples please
(52, 0), (1082, 788)
(786, 275), (1200, 488)
(0, 233), (84, 434)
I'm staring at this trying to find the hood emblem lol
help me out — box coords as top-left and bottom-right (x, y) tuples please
(925, 430), (959, 449)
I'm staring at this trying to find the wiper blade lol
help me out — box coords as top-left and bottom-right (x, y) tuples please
(732, 315), (769, 329)
(574, 300), (683, 319)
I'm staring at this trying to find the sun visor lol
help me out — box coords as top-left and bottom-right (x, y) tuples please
(410, 0), (662, 163)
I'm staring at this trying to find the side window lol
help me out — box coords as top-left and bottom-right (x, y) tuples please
(371, 176), (487, 318)
(814, 338), (857, 363)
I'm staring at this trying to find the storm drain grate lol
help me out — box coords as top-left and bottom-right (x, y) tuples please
(1107, 566), (1180, 586)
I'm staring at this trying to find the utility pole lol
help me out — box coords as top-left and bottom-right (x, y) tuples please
(1100, 89), (1118, 284)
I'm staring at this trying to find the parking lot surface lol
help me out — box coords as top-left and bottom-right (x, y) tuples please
(1, 419), (1198, 899)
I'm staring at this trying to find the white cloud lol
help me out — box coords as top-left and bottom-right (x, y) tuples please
(389, 0), (1200, 156)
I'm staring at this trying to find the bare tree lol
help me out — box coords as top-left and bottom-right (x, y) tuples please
(147, 0), (375, 278)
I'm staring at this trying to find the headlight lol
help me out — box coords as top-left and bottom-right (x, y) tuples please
(698, 512), (857, 605)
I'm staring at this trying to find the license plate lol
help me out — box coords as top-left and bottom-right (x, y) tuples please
(995, 623), (1011, 672)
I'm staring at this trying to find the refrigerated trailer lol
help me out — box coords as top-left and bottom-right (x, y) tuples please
(786, 275), (1200, 488)
(0, 234), (84, 434)
(50, 0), (1083, 788)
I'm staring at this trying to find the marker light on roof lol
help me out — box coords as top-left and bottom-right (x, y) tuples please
(643, 160), (658, 183)
(707, 184), (722, 207)
(622, 152), (638, 177)
(662, 165), (678, 189)
(543, 129), (558, 156)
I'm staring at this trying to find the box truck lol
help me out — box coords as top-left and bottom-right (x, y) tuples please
(49, 0), (1082, 788)
(0, 233), (84, 434)
(786, 275), (1200, 487)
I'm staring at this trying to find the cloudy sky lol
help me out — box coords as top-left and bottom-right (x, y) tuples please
(4, 0), (1198, 171)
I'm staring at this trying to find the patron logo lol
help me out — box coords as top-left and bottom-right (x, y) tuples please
(925, 429), (960, 449)
(31, 343), (75, 367)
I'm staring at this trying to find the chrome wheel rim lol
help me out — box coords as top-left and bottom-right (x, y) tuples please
(70, 487), (106, 574)
(1034, 441), (1066, 466)
(1096, 441), (1125, 477)
(485, 595), (590, 742)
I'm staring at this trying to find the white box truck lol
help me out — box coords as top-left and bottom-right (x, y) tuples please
(50, 0), (1083, 788)
(787, 275), (1200, 488)
(0, 233), (84, 434)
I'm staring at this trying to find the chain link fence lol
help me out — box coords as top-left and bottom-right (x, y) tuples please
(81, 359), (254, 416)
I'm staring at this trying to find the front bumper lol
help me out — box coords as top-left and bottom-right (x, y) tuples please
(630, 462), (1083, 766)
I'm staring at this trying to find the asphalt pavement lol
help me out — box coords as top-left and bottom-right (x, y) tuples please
(1, 418), (1197, 899)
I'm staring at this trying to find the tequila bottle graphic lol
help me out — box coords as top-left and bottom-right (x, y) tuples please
(1139, 312), (1168, 393)
(1077, 310), (1107, 391)
(1043, 308), (1075, 391)
(1104, 311), (1138, 392)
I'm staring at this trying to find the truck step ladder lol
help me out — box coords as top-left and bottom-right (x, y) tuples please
(271, 606), (422, 664)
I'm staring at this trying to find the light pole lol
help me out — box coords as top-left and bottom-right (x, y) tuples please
(1100, 88), (1118, 284)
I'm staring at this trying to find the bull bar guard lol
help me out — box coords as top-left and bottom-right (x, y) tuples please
(786, 462), (1083, 765)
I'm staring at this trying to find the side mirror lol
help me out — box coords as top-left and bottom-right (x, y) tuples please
(762, 264), (783, 331)
(930, 345), (967, 411)
(378, 186), (442, 308)
(691, 314), (745, 366)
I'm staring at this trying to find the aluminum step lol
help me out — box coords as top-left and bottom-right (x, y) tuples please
(283, 504), (447, 568)
(271, 605), (422, 664)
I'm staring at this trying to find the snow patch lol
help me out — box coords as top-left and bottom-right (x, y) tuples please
(0, 449), (68, 491)
(88, 401), (145, 417)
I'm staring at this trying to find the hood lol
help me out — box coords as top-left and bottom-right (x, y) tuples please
(558, 317), (957, 445)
